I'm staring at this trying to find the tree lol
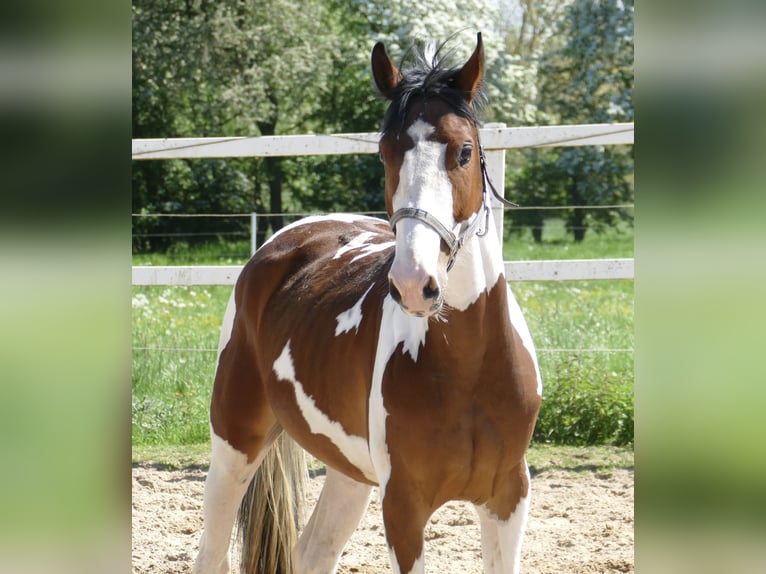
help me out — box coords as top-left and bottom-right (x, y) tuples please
(508, 0), (634, 242)
(132, 0), (258, 251)
(132, 0), (353, 249)
(356, 0), (539, 126)
(286, 0), (543, 219)
(132, 0), (546, 251)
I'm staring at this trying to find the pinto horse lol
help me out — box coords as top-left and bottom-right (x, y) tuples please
(193, 33), (541, 574)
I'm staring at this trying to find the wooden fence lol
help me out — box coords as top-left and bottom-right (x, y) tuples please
(132, 122), (634, 285)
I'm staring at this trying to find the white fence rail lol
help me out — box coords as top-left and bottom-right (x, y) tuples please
(132, 259), (633, 286)
(131, 122), (634, 285)
(131, 123), (633, 159)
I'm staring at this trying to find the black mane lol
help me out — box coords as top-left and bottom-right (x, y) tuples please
(381, 41), (486, 136)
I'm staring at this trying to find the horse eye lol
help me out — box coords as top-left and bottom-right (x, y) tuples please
(458, 145), (472, 167)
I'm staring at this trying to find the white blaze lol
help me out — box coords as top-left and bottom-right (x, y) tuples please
(389, 120), (453, 290)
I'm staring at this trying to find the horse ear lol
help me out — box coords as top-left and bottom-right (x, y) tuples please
(455, 32), (484, 104)
(371, 42), (402, 99)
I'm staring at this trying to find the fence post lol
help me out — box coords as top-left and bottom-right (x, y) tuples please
(250, 212), (258, 255)
(483, 122), (506, 248)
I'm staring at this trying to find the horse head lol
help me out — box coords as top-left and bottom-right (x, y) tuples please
(372, 33), (488, 318)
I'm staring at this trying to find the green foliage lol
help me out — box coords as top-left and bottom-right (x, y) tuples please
(132, 158), (256, 251)
(133, 239), (253, 266)
(539, 0), (634, 124)
(526, 444), (634, 475)
(514, 280), (634, 446)
(534, 352), (634, 446)
(131, 1), (635, 249)
(132, 442), (633, 471)
(132, 0), (369, 249)
(508, 0), (634, 242)
(132, 0), (551, 251)
(359, 1), (539, 125)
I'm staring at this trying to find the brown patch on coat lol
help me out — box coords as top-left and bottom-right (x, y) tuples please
(377, 279), (540, 568)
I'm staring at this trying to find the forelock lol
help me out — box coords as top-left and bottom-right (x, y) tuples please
(380, 40), (486, 136)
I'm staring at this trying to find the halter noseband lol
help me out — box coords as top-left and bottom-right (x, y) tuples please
(389, 145), (517, 272)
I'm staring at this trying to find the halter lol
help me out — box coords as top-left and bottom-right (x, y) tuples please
(389, 145), (518, 272)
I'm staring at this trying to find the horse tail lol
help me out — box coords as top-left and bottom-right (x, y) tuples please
(237, 433), (306, 574)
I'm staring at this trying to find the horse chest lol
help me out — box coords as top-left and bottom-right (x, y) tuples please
(373, 330), (527, 493)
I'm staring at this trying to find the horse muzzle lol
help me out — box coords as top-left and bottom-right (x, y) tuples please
(388, 270), (443, 317)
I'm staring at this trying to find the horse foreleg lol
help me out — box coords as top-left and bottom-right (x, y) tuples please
(193, 432), (269, 574)
(475, 503), (504, 574)
(477, 460), (532, 574)
(293, 467), (372, 573)
(380, 479), (429, 574)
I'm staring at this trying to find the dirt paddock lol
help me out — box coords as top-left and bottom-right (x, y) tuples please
(132, 447), (633, 573)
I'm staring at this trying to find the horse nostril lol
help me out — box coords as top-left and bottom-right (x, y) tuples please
(389, 280), (402, 304)
(422, 277), (440, 301)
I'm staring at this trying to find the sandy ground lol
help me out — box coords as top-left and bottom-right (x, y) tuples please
(132, 454), (633, 573)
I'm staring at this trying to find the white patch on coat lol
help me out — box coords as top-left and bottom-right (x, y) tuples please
(386, 546), (425, 574)
(505, 284), (542, 396)
(193, 431), (261, 574)
(293, 467), (372, 573)
(333, 231), (375, 260)
(442, 213), (505, 312)
(369, 296), (429, 499)
(216, 287), (237, 361)
(261, 213), (380, 248)
(332, 230), (395, 264)
(350, 240), (395, 263)
(335, 284), (374, 336)
(406, 551), (426, 574)
(475, 503), (503, 573)
(475, 462), (531, 574)
(476, 494), (530, 574)
(273, 341), (376, 482)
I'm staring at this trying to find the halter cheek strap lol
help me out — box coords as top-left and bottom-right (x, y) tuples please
(389, 203), (488, 272)
(388, 145), (515, 272)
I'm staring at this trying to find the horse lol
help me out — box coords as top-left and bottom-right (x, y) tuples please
(193, 32), (541, 574)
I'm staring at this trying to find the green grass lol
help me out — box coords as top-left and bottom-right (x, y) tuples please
(132, 286), (231, 445)
(131, 218), (633, 265)
(503, 218), (634, 260)
(133, 239), (252, 266)
(132, 223), (633, 448)
(515, 280), (633, 446)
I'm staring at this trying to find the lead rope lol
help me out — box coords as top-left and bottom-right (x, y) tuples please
(479, 145), (519, 209)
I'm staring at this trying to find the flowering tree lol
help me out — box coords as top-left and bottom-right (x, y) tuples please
(509, 0), (634, 242)
(356, 0), (539, 125)
(132, 0), (547, 249)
